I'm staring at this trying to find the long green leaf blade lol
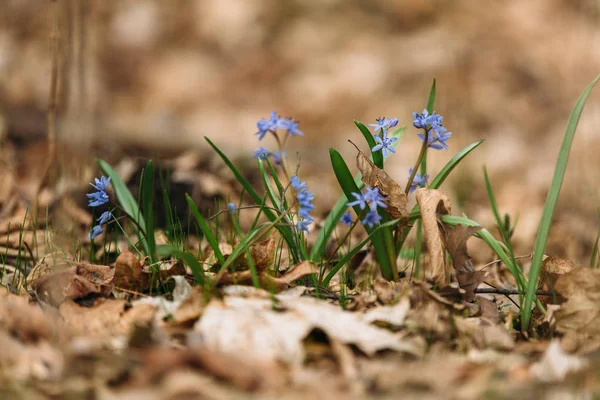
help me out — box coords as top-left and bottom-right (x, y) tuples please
(521, 73), (600, 331)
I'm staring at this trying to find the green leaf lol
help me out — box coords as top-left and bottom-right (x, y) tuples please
(97, 158), (148, 255)
(185, 194), (225, 266)
(354, 121), (383, 168)
(521, 73), (600, 331)
(157, 245), (205, 285)
(426, 78), (436, 113)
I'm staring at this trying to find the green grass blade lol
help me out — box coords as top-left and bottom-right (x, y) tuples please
(258, 159), (283, 210)
(141, 161), (157, 263)
(426, 78), (436, 112)
(205, 137), (299, 263)
(330, 148), (397, 280)
(521, 73), (600, 331)
(354, 121), (383, 168)
(483, 166), (516, 259)
(157, 245), (205, 285)
(185, 194), (225, 266)
(97, 158), (149, 255)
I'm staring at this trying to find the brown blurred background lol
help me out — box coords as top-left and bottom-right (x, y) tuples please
(1, 0), (600, 262)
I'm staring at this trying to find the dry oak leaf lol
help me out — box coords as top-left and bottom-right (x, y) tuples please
(33, 266), (104, 308)
(415, 188), (452, 285)
(554, 267), (600, 338)
(356, 150), (408, 220)
(444, 224), (486, 302)
(111, 250), (185, 292)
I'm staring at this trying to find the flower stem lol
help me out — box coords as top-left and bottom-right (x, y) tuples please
(405, 128), (430, 195)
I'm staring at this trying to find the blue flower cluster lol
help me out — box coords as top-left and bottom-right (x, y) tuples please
(412, 109), (452, 150)
(291, 175), (314, 233)
(254, 111), (303, 166)
(408, 168), (429, 193)
(345, 186), (386, 228)
(368, 117), (399, 159)
(87, 176), (113, 239)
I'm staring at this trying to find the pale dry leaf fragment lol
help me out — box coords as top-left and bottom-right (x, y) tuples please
(279, 296), (420, 357)
(133, 276), (193, 319)
(112, 250), (149, 292)
(530, 340), (588, 382)
(192, 297), (310, 366)
(279, 260), (319, 284)
(362, 297), (410, 327)
(356, 150), (408, 220)
(415, 188), (452, 285)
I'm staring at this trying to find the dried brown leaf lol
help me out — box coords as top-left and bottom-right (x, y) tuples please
(247, 231), (277, 271)
(415, 188), (452, 285)
(32, 266), (103, 308)
(279, 260), (319, 284)
(444, 224), (486, 302)
(356, 150), (408, 220)
(554, 267), (600, 338)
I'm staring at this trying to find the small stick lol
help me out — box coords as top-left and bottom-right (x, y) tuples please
(475, 288), (554, 297)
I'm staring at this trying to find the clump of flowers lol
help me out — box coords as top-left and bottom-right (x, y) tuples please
(291, 175), (314, 233)
(253, 110), (303, 168)
(346, 186), (386, 228)
(369, 117), (399, 158)
(413, 109), (452, 150)
(87, 176), (113, 239)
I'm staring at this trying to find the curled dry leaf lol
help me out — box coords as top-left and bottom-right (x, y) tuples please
(444, 224), (486, 302)
(540, 255), (575, 305)
(279, 260), (319, 284)
(33, 266), (103, 308)
(554, 267), (600, 340)
(415, 188), (452, 285)
(356, 150), (408, 220)
(247, 231), (277, 271)
(111, 250), (186, 293)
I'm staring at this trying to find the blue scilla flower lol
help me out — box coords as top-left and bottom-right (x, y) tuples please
(292, 175), (315, 233)
(363, 187), (387, 210)
(291, 175), (307, 191)
(89, 225), (104, 240)
(412, 109), (432, 130)
(368, 117), (398, 133)
(254, 146), (270, 159)
(90, 176), (111, 192)
(418, 131), (452, 150)
(362, 209), (382, 228)
(285, 119), (304, 137)
(255, 111), (286, 140)
(408, 169), (429, 193)
(227, 202), (236, 212)
(87, 190), (109, 207)
(89, 211), (113, 240)
(372, 130), (398, 159)
(340, 211), (353, 226)
(347, 191), (368, 210)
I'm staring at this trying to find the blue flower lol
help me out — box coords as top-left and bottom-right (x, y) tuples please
(362, 210), (382, 228)
(347, 191), (368, 210)
(296, 219), (312, 233)
(272, 151), (287, 165)
(90, 176), (111, 192)
(255, 119), (271, 141)
(418, 131), (452, 150)
(372, 130), (398, 158)
(364, 187), (387, 210)
(340, 211), (353, 226)
(97, 211), (113, 225)
(89, 225), (104, 240)
(286, 119), (304, 137)
(292, 175), (315, 233)
(368, 117), (399, 133)
(408, 169), (429, 193)
(227, 202), (236, 212)
(254, 146), (270, 159)
(87, 190), (109, 207)
(412, 109), (432, 130)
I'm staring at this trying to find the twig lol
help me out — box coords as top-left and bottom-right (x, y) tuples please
(475, 288), (554, 297)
